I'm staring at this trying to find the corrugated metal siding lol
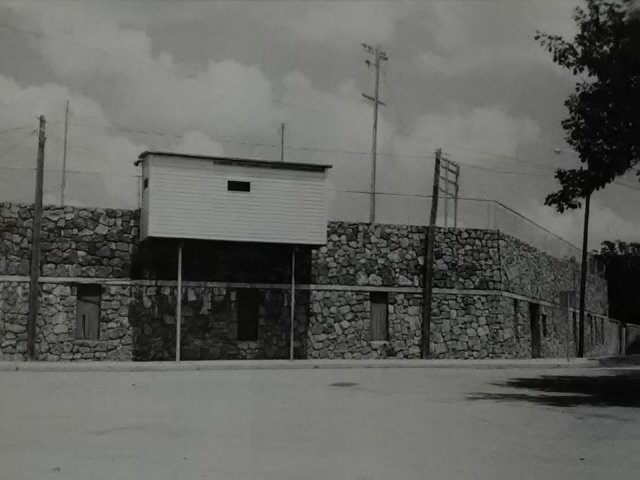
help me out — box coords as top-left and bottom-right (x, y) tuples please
(143, 155), (328, 244)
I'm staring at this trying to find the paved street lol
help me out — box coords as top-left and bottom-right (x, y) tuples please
(1, 366), (638, 480)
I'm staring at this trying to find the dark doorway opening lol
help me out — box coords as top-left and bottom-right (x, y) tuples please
(370, 292), (389, 341)
(76, 284), (101, 340)
(529, 302), (541, 358)
(237, 289), (259, 341)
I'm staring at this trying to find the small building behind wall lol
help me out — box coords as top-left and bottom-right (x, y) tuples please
(135, 151), (332, 360)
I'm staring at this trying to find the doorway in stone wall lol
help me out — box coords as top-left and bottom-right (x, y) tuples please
(529, 302), (541, 358)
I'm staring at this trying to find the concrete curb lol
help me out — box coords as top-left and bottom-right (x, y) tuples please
(0, 358), (605, 373)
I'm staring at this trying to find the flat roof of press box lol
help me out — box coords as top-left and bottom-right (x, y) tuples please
(135, 151), (332, 172)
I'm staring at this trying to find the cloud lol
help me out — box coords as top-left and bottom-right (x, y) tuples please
(174, 131), (224, 157)
(283, 2), (409, 48)
(2, 0), (637, 248)
(379, 106), (541, 198)
(525, 200), (640, 252)
(0, 74), (145, 207)
(7, 2), (280, 140)
(414, 0), (580, 76)
(2, 2), (400, 210)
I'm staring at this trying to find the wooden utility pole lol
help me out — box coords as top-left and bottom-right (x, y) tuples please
(27, 115), (46, 360)
(443, 160), (449, 227)
(438, 156), (460, 228)
(453, 167), (460, 228)
(422, 148), (442, 359)
(60, 100), (69, 206)
(361, 44), (387, 224)
(577, 192), (591, 357)
(280, 122), (285, 162)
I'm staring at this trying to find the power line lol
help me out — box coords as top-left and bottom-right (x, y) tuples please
(0, 124), (32, 137)
(44, 118), (562, 170)
(23, 119), (640, 187)
(0, 22), (342, 120)
(0, 130), (37, 161)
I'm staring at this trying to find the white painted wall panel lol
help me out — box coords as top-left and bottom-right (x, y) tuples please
(140, 161), (149, 239)
(140, 154), (329, 244)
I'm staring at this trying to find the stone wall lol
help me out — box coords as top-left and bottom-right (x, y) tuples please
(311, 223), (501, 290)
(307, 290), (422, 359)
(431, 293), (508, 359)
(500, 232), (608, 314)
(130, 285), (308, 360)
(0, 279), (308, 361)
(0, 203), (138, 278)
(0, 281), (132, 361)
(306, 223), (609, 360)
(0, 203), (614, 361)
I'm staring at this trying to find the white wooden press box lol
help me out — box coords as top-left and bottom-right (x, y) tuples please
(136, 151), (332, 245)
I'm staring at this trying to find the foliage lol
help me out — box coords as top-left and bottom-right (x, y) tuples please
(536, 0), (640, 212)
(594, 240), (640, 324)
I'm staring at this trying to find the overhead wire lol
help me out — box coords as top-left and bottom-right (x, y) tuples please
(0, 129), (37, 161)
(0, 124), (33, 137)
(0, 21), (343, 120)
(1, 21), (636, 191)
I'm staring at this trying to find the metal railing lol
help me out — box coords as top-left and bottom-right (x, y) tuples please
(328, 190), (581, 260)
(1, 171), (580, 260)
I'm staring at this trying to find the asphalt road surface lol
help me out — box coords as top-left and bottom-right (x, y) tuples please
(1, 366), (638, 480)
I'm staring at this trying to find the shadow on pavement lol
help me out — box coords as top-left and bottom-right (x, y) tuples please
(469, 370), (640, 408)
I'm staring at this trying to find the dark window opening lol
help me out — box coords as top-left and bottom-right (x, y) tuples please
(76, 284), (101, 340)
(228, 180), (251, 192)
(237, 289), (259, 341)
(572, 312), (578, 354)
(541, 314), (548, 337)
(529, 302), (541, 358)
(513, 299), (519, 339)
(143, 178), (149, 189)
(370, 292), (389, 341)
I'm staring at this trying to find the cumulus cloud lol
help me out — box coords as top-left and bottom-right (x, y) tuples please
(380, 106), (541, 200)
(2, 2), (400, 211)
(174, 131), (224, 157)
(1, 0), (637, 247)
(7, 2), (280, 140)
(0, 74), (144, 207)
(415, 0), (579, 76)
(282, 2), (410, 48)
(526, 201), (640, 250)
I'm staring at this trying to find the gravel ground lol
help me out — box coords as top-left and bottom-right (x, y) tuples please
(0, 366), (638, 480)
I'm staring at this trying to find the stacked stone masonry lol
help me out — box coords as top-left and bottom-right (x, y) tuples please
(0, 203), (614, 361)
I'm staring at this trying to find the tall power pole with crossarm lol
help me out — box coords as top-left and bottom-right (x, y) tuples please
(361, 44), (387, 224)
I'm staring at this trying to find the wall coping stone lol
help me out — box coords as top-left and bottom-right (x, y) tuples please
(0, 275), (613, 320)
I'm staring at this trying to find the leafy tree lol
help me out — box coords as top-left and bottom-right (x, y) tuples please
(594, 240), (640, 324)
(535, 0), (640, 212)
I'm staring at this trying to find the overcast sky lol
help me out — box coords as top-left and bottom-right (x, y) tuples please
(0, 0), (638, 251)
